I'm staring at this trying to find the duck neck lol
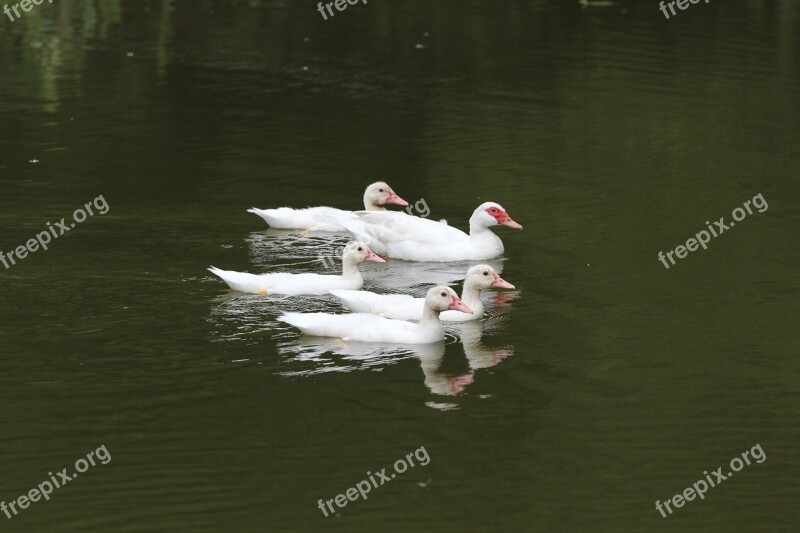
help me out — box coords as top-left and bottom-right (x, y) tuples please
(468, 222), (503, 253)
(461, 283), (485, 317)
(419, 305), (445, 333)
(341, 260), (363, 282)
(469, 220), (497, 239)
(363, 196), (386, 211)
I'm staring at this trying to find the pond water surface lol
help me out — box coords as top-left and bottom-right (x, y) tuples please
(1, 1), (798, 531)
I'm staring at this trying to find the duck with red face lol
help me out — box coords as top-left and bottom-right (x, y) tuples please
(484, 204), (523, 229)
(327, 200), (524, 262)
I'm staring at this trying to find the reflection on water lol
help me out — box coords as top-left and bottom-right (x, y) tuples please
(276, 326), (514, 398)
(455, 318), (515, 371)
(244, 228), (506, 290)
(209, 229), (519, 394)
(277, 338), (418, 376)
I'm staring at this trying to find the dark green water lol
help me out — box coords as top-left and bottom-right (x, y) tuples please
(1, 1), (798, 531)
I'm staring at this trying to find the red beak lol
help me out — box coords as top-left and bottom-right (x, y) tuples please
(448, 296), (473, 314)
(365, 250), (386, 263)
(491, 274), (515, 289)
(385, 191), (409, 207)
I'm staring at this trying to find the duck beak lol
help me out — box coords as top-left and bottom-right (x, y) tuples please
(491, 274), (515, 289)
(500, 215), (523, 229)
(365, 250), (386, 263)
(448, 296), (473, 314)
(386, 190), (409, 207)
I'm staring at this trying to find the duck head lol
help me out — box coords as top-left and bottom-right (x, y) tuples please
(470, 202), (523, 231)
(465, 265), (515, 290)
(426, 286), (473, 314)
(363, 182), (408, 210)
(342, 241), (385, 264)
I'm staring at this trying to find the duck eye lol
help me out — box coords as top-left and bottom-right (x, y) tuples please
(440, 292), (447, 297)
(379, 189), (384, 193)
(357, 247), (363, 251)
(483, 271), (489, 276)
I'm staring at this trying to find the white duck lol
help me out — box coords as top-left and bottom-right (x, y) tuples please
(248, 182), (408, 231)
(279, 286), (472, 344)
(208, 241), (384, 295)
(332, 202), (522, 261)
(329, 265), (514, 321)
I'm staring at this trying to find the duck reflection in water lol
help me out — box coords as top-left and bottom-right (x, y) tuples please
(276, 322), (515, 397)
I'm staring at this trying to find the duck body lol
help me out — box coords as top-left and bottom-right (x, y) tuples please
(333, 202), (522, 262)
(328, 290), (424, 320)
(209, 268), (363, 295)
(329, 290), (481, 321)
(278, 311), (447, 344)
(208, 241), (384, 296)
(279, 286), (472, 344)
(329, 265), (514, 321)
(247, 206), (357, 232)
